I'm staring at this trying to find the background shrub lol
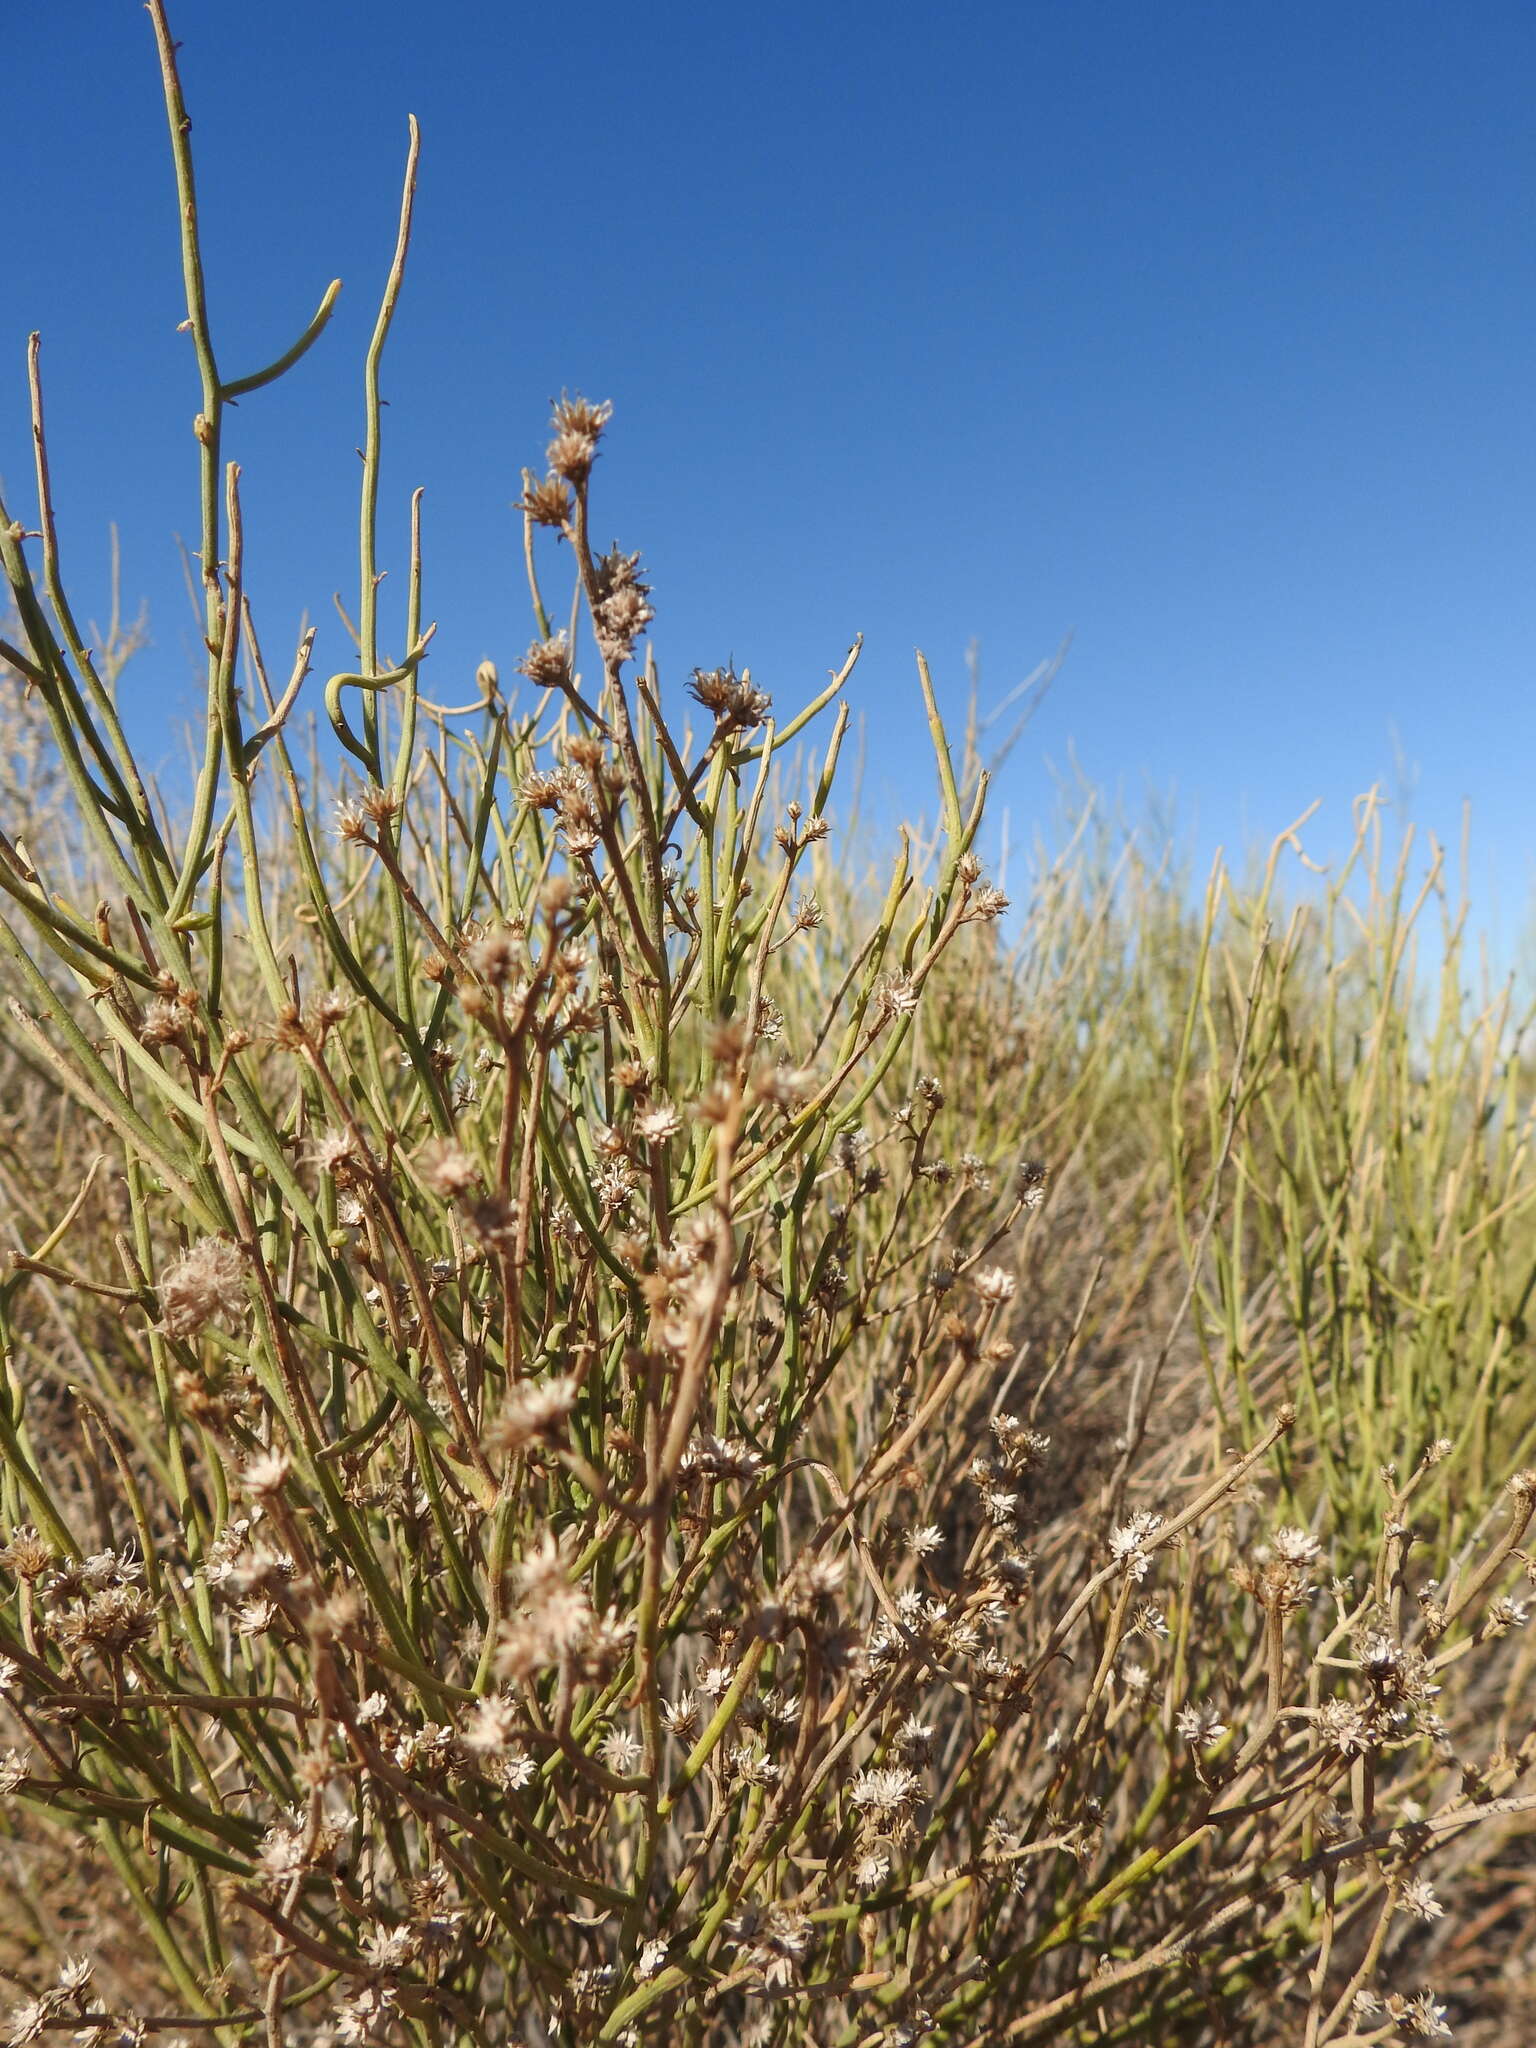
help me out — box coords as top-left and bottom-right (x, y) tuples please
(2, 9), (1535, 2045)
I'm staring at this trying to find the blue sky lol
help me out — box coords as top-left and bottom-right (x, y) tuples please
(6, 3), (1536, 952)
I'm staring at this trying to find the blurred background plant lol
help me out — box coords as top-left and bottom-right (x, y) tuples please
(1, 8), (1535, 2046)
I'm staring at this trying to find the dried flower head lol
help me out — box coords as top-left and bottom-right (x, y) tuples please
(459, 1692), (520, 1756)
(158, 1236), (249, 1340)
(879, 974), (920, 1018)
(688, 666), (772, 728)
(1175, 1702), (1228, 1749)
(519, 469), (573, 528)
(417, 1138), (479, 1199)
(485, 1376), (577, 1455)
(1109, 1511), (1164, 1582)
(240, 1450), (291, 1497)
(546, 394), (612, 482)
(138, 996), (184, 1047)
(310, 1127), (358, 1179)
(496, 1534), (595, 1679)
(850, 1765), (923, 1816)
(1262, 1525), (1323, 1568)
(591, 546), (654, 663)
(0, 1526), (52, 1581)
(333, 797), (372, 844)
(1398, 1879), (1445, 1922)
(1016, 1158), (1049, 1208)
(517, 632), (573, 691)
(635, 1100), (682, 1145)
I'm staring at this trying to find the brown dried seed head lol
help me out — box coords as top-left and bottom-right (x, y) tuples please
(138, 997), (184, 1046)
(333, 797), (371, 843)
(517, 632), (572, 690)
(591, 547), (654, 661)
(548, 429), (598, 482)
(551, 394), (613, 442)
(310, 1587), (363, 1642)
(1016, 1159), (1049, 1209)
(547, 398), (611, 481)
(485, 1375), (578, 1455)
(707, 1018), (747, 1065)
(159, 1236), (249, 1340)
(360, 784), (401, 825)
(466, 926), (520, 985)
(311, 1128), (357, 1177)
(538, 874), (575, 920)
(418, 1139), (478, 1199)
(519, 470), (574, 528)
(312, 986), (354, 1028)
(689, 665), (772, 728)
(240, 1450), (291, 1496)
(0, 1526), (53, 1580)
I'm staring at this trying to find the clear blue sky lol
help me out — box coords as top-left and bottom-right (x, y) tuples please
(7, 3), (1536, 948)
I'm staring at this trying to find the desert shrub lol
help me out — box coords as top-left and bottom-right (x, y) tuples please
(3, 9), (1536, 2047)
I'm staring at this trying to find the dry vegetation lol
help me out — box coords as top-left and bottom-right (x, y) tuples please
(3, 8), (1536, 2045)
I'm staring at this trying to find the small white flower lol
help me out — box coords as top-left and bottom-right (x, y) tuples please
(489, 1376), (577, 1453)
(1175, 1703), (1228, 1749)
(1264, 1524), (1323, 1567)
(333, 797), (369, 841)
(257, 1822), (306, 1882)
(4, 1999), (48, 2047)
(850, 1765), (922, 1814)
(661, 1691), (699, 1737)
(234, 1596), (279, 1637)
(893, 1715), (935, 1761)
(1315, 1699), (1373, 1755)
(1110, 1511), (1164, 1582)
(1403, 1988), (1452, 2038)
(240, 1450), (292, 1496)
(360, 1924), (418, 1972)
(82, 1546), (140, 1588)
(488, 1747), (536, 1791)
(1360, 1633), (1401, 1676)
(599, 1728), (643, 1776)
(333, 1984), (397, 2044)
(974, 1266), (1016, 1306)
(310, 1128), (357, 1176)
(635, 1101), (682, 1145)
(728, 1742), (780, 1788)
(460, 1694), (518, 1755)
(1398, 1879), (1445, 1923)
(55, 1956), (93, 1997)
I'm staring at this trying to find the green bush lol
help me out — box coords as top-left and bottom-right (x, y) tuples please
(3, 8), (1536, 2046)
